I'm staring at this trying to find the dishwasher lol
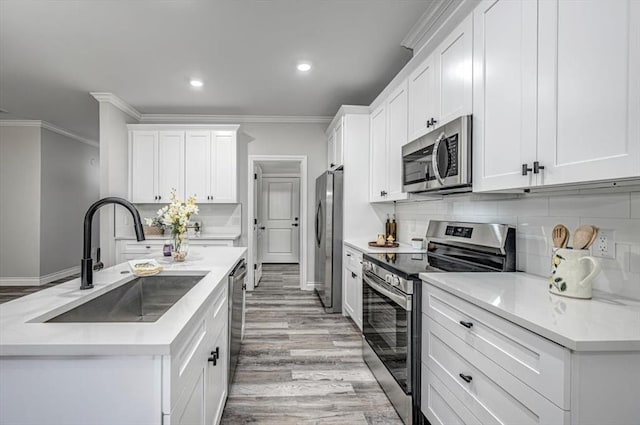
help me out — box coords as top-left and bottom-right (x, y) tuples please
(228, 258), (247, 386)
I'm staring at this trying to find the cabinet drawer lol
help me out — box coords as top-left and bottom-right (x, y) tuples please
(121, 240), (164, 253)
(423, 284), (570, 408)
(423, 317), (568, 425)
(343, 246), (363, 273)
(422, 363), (481, 425)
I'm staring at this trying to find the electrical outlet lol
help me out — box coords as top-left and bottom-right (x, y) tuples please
(591, 229), (615, 259)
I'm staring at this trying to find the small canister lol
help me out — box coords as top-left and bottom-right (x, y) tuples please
(411, 238), (424, 250)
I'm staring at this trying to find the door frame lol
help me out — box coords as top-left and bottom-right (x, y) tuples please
(247, 155), (308, 291)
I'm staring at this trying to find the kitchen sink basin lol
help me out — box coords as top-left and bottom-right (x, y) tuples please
(47, 275), (205, 323)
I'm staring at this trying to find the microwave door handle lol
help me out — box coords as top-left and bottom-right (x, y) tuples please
(363, 272), (411, 311)
(432, 132), (446, 186)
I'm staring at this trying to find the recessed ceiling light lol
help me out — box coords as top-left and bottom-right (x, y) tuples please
(190, 79), (203, 88)
(297, 63), (312, 72)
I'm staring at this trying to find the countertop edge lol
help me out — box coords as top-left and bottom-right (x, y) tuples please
(419, 272), (640, 352)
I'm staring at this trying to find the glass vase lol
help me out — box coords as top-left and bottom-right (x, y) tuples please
(171, 232), (189, 262)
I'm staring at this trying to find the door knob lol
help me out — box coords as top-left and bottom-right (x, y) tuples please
(292, 223), (299, 227)
(259, 226), (266, 230)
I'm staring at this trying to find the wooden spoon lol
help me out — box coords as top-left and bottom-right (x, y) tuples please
(585, 226), (599, 249)
(573, 225), (596, 250)
(552, 225), (569, 249)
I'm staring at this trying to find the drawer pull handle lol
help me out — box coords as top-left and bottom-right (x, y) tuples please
(208, 347), (220, 366)
(459, 373), (473, 383)
(346, 253), (351, 257)
(459, 321), (473, 329)
(145, 246), (151, 249)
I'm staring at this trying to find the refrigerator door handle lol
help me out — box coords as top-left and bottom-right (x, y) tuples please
(315, 201), (323, 246)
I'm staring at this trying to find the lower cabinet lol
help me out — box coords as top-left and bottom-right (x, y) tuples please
(342, 245), (363, 330)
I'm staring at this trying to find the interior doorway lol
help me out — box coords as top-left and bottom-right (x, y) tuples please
(248, 156), (307, 291)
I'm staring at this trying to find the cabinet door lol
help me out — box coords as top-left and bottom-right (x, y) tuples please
(334, 118), (344, 168)
(185, 131), (212, 204)
(436, 15), (472, 125)
(369, 104), (388, 202)
(157, 131), (185, 201)
(408, 54), (438, 141)
(327, 131), (336, 169)
(538, 0), (640, 185)
(343, 267), (356, 318)
(130, 131), (157, 203)
(205, 326), (228, 425)
(472, 0), (538, 192)
(211, 133), (237, 203)
(353, 270), (362, 331)
(386, 80), (409, 201)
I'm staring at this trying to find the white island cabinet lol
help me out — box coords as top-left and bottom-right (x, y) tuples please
(420, 272), (640, 425)
(0, 247), (246, 425)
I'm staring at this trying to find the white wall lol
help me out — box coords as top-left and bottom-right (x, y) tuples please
(96, 102), (139, 266)
(375, 190), (640, 300)
(243, 123), (327, 284)
(40, 129), (100, 275)
(0, 125), (41, 279)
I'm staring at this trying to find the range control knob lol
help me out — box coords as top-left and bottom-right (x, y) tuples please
(391, 276), (401, 287)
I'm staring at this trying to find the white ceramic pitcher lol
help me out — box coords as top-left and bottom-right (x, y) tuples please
(549, 248), (601, 299)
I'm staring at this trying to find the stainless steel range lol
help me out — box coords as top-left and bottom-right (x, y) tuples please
(362, 220), (516, 425)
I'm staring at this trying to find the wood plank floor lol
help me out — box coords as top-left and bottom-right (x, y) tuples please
(221, 263), (403, 425)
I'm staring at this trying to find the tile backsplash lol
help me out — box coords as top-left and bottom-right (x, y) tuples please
(117, 204), (242, 237)
(375, 191), (640, 300)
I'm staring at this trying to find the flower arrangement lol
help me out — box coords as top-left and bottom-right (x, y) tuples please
(152, 190), (198, 261)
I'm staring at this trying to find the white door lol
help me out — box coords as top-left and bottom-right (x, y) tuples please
(537, 0), (640, 185)
(185, 131), (212, 203)
(472, 0), (538, 192)
(408, 54), (438, 141)
(253, 165), (264, 286)
(130, 131), (157, 203)
(157, 131), (185, 201)
(370, 104), (388, 202)
(211, 133), (237, 203)
(436, 14), (473, 125)
(386, 79), (409, 201)
(261, 177), (300, 263)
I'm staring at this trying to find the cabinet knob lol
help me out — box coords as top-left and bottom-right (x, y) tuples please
(154, 196), (158, 200)
(522, 163), (533, 176)
(158, 195), (162, 200)
(533, 161), (545, 174)
(381, 190), (388, 196)
(459, 373), (473, 383)
(459, 321), (473, 329)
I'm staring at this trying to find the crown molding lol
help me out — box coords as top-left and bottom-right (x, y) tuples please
(0, 119), (98, 147)
(401, 0), (459, 52)
(90, 92), (142, 121)
(140, 113), (332, 124)
(127, 123), (241, 132)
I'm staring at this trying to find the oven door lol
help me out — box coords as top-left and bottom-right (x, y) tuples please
(362, 271), (412, 393)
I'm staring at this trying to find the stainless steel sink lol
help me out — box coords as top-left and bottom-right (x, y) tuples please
(47, 275), (205, 323)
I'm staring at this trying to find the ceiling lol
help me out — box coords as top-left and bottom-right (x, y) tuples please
(0, 0), (431, 141)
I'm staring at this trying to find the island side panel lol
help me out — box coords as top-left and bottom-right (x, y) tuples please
(0, 355), (162, 425)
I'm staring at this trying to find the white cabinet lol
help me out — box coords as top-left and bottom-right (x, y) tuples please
(408, 15), (472, 142)
(130, 130), (185, 203)
(115, 239), (236, 263)
(129, 125), (239, 204)
(342, 245), (363, 330)
(327, 117), (344, 170)
(473, 0), (640, 192)
(537, 0), (640, 186)
(369, 81), (409, 202)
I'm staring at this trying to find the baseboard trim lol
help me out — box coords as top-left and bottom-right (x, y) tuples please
(0, 266), (80, 286)
(303, 281), (317, 291)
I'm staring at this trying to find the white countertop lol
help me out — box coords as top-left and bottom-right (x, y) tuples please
(0, 247), (246, 356)
(344, 238), (427, 254)
(420, 272), (640, 352)
(115, 232), (241, 241)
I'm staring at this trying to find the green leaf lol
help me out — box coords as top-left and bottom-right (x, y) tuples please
(557, 254), (564, 260)
(554, 277), (562, 283)
(560, 282), (567, 292)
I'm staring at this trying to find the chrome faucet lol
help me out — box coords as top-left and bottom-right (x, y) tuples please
(81, 197), (145, 290)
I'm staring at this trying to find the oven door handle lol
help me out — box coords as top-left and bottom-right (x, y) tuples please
(432, 131), (446, 186)
(363, 272), (411, 311)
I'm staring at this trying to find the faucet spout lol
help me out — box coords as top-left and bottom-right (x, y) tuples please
(81, 197), (145, 290)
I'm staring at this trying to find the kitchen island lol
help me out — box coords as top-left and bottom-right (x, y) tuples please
(0, 246), (246, 425)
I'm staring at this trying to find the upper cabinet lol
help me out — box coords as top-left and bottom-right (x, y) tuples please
(129, 125), (239, 204)
(474, 0), (640, 192)
(130, 130), (185, 203)
(408, 15), (472, 142)
(370, 80), (410, 202)
(327, 117), (344, 170)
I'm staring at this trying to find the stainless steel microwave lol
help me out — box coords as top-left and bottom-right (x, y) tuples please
(401, 115), (472, 194)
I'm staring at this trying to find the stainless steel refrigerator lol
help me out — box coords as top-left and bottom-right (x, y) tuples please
(314, 170), (343, 313)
